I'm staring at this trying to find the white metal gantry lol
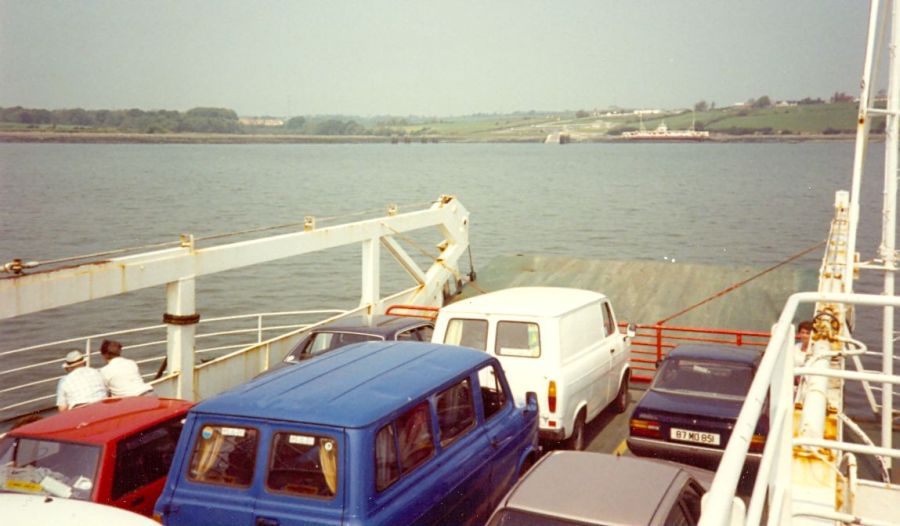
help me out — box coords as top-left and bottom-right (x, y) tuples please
(0, 195), (470, 402)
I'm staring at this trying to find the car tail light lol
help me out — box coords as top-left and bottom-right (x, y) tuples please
(548, 381), (557, 413)
(750, 434), (766, 453)
(630, 418), (661, 439)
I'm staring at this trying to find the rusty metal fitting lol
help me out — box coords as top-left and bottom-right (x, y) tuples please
(163, 312), (201, 325)
(2, 259), (38, 275)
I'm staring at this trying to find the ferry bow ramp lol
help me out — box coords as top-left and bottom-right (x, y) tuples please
(459, 254), (817, 331)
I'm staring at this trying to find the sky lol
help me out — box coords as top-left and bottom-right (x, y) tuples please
(0, 0), (869, 118)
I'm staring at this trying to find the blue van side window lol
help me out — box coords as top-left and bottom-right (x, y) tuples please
(479, 365), (507, 420)
(397, 402), (434, 473)
(436, 378), (475, 447)
(374, 400), (435, 492)
(374, 424), (399, 491)
(266, 433), (338, 499)
(187, 425), (258, 488)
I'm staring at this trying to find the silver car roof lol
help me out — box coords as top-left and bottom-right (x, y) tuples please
(502, 451), (708, 526)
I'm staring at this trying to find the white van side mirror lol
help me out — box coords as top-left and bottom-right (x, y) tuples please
(625, 323), (636, 340)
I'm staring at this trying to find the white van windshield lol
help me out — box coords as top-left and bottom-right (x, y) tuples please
(443, 319), (488, 351)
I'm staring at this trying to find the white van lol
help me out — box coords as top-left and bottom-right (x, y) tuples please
(432, 287), (632, 449)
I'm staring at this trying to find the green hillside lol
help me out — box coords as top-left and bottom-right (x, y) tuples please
(0, 102), (869, 142)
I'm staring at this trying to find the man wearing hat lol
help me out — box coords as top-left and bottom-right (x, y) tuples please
(56, 349), (108, 411)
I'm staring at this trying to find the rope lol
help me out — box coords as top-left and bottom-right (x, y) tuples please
(2, 200), (435, 273)
(655, 240), (826, 325)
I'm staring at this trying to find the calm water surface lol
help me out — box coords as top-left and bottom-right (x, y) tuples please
(0, 142), (893, 415)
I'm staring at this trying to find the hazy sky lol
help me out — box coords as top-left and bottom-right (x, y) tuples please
(0, 1), (868, 117)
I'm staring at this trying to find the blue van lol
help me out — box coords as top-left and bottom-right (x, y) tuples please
(153, 341), (540, 526)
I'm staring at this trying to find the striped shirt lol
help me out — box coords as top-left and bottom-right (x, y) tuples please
(57, 367), (108, 409)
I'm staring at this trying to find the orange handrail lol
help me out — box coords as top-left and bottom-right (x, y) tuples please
(619, 322), (770, 383)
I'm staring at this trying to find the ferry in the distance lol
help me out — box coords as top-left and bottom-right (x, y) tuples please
(621, 120), (710, 141)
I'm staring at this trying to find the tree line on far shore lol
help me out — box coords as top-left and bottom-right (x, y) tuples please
(0, 106), (374, 136)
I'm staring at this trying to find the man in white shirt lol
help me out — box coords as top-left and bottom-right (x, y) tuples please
(794, 320), (814, 368)
(57, 349), (108, 411)
(99, 339), (155, 397)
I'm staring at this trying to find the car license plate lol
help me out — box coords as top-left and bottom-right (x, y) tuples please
(670, 427), (720, 446)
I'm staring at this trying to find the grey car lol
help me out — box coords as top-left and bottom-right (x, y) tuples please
(257, 314), (434, 377)
(486, 451), (713, 526)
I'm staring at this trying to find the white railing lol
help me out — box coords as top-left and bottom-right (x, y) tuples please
(699, 292), (900, 526)
(0, 196), (470, 416)
(0, 309), (350, 419)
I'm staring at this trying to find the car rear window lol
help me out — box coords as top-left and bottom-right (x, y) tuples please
(266, 432), (338, 499)
(306, 332), (382, 357)
(495, 321), (541, 357)
(0, 436), (100, 501)
(443, 318), (488, 351)
(187, 425), (258, 488)
(654, 359), (755, 397)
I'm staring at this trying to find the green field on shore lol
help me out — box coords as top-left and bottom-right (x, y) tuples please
(0, 102), (867, 142)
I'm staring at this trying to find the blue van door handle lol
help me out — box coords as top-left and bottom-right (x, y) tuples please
(256, 518), (279, 526)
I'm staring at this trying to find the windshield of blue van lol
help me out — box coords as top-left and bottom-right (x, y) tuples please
(0, 436), (100, 500)
(266, 433), (338, 499)
(443, 318), (488, 351)
(187, 425), (258, 488)
(495, 321), (541, 358)
(653, 359), (754, 399)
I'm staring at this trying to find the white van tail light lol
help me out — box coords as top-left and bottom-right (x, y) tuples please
(548, 381), (557, 413)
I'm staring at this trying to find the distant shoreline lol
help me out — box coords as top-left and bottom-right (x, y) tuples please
(0, 130), (860, 145)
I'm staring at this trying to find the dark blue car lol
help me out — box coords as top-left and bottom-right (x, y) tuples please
(155, 341), (540, 526)
(260, 314), (434, 376)
(627, 344), (766, 470)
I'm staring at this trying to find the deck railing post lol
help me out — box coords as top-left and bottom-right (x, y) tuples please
(656, 325), (663, 365)
(84, 337), (92, 367)
(361, 237), (381, 323)
(165, 276), (198, 401)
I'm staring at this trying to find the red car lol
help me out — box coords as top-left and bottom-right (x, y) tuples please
(0, 397), (192, 517)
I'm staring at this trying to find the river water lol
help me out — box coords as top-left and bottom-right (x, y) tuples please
(0, 141), (894, 417)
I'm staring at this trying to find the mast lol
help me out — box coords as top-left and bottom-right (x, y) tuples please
(879, 0), (898, 466)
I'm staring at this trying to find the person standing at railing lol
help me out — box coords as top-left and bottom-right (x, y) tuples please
(57, 349), (108, 411)
(794, 320), (814, 367)
(99, 339), (155, 397)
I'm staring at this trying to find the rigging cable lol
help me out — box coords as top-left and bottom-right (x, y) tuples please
(1, 200), (435, 275)
(655, 240), (826, 325)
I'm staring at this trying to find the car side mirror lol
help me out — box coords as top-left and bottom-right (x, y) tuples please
(626, 323), (636, 340)
(524, 391), (538, 414)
